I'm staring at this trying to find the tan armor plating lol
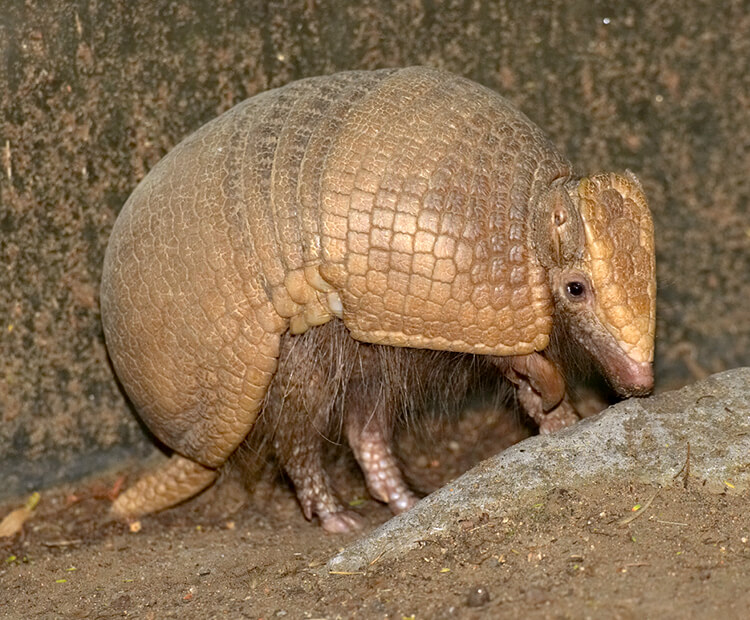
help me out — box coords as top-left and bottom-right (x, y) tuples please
(101, 67), (656, 518)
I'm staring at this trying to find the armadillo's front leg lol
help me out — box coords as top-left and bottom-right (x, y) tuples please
(516, 380), (579, 434)
(502, 353), (580, 434)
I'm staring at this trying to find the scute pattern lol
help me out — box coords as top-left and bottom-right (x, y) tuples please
(577, 173), (656, 363)
(101, 67), (604, 520)
(316, 68), (569, 353)
(103, 67), (574, 466)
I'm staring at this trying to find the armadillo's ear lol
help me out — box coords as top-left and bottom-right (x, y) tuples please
(530, 179), (585, 268)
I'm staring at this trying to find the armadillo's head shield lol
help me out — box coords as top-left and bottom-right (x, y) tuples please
(577, 172), (656, 365)
(532, 172), (656, 396)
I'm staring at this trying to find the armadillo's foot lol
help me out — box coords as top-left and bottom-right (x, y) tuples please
(506, 353), (566, 411)
(536, 396), (579, 434)
(501, 352), (580, 434)
(111, 454), (218, 518)
(349, 425), (419, 515)
(286, 460), (363, 533)
(516, 380), (580, 435)
(318, 509), (364, 534)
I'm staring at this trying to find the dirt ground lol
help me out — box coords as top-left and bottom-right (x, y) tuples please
(2, 407), (749, 620)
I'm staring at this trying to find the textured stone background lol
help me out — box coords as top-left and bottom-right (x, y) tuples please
(1, 0), (748, 497)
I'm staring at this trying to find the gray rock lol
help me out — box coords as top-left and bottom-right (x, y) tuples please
(328, 368), (750, 572)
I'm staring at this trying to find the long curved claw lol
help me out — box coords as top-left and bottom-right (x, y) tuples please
(507, 352), (566, 412)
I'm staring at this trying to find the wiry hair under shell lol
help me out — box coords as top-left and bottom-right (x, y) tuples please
(230, 320), (516, 483)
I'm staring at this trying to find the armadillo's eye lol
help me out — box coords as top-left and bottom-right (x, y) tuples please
(553, 208), (567, 226)
(566, 281), (586, 299)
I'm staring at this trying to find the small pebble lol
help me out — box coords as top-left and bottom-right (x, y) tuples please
(466, 585), (490, 607)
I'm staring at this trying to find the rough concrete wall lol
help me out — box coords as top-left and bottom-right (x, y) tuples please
(1, 0), (748, 497)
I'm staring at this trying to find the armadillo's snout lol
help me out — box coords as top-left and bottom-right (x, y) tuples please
(611, 357), (654, 397)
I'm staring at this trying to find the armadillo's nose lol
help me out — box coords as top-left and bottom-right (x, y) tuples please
(612, 358), (654, 397)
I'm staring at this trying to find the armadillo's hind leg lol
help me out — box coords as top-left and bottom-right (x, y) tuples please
(273, 430), (364, 533)
(265, 325), (364, 533)
(111, 454), (218, 518)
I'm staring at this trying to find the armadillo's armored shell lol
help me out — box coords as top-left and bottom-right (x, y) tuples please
(101, 67), (573, 474)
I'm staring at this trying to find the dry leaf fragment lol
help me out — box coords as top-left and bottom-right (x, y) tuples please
(0, 492), (41, 538)
(0, 509), (30, 538)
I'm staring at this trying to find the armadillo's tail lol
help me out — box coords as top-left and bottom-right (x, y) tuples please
(111, 454), (218, 518)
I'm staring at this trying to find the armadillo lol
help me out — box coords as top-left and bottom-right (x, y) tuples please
(101, 67), (656, 530)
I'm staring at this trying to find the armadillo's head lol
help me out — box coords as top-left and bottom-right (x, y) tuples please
(532, 172), (656, 396)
